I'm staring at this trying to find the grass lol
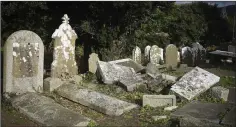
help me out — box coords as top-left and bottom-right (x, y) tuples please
(218, 76), (236, 88)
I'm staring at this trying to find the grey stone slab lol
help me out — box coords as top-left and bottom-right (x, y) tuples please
(143, 95), (176, 107)
(211, 86), (229, 101)
(56, 83), (138, 116)
(227, 87), (236, 105)
(51, 14), (78, 79)
(43, 77), (64, 93)
(11, 92), (91, 126)
(171, 67), (220, 100)
(179, 116), (223, 127)
(109, 58), (145, 73)
(3, 30), (44, 95)
(222, 106), (236, 126)
(171, 101), (229, 124)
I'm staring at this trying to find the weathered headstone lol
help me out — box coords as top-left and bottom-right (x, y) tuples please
(171, 67), (220, 100)
(56, 83), (138, 116)
(12, 92), (91, 126)
(159, 48), (164, 62)
(191, 42), (206, 66)
(144, 45), (151, 64)
(51, 14), (78, 79)
(165, 44), (178, 69)
(88, 53), (99, 74)
(211, 86), (229, 101)
(150, 45), (161, 65)
(3, 30), (44, 95)
(143, 95), (176, 107)
(181, 46), (193, 66)
(177, 51), (180, 63)
(132, 46), (141, 64)
(228, 45), (236, 53)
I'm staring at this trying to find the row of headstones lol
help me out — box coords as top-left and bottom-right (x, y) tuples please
(132, 42), (206, 68)
(3, 14), (80, 95)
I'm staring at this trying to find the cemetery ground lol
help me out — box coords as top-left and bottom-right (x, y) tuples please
(2, 63), (235, 127)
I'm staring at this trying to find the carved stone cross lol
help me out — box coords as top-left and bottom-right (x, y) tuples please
(62, 14), (70, 24)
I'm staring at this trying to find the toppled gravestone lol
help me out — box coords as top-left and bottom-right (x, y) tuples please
(143, 95), (176, 107)
(171, 101), (230, 125)
(11, 92), (91, 126)
(3, 30), (44, 95)
(170, 67), (220, 100)
(211, 86), (229, 101)
(96, 61), (144, 91)
(56, 83), (138, 116)
(222, 106), (236, 126)
(109, 58), (145, 73)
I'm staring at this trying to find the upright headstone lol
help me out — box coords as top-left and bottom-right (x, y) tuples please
(3, 30), (44, 94)
(144, 45), (151, 64)
(181, 46), (193, 66)
(51, 14), (78, 79)
(228, 45), (236, 53)
(191, 42), (206, 66)
(150, 45), (161, 65)
(159, 48), (164, 62)
(177, 51), (180, 63)
(88, 53), (99, 74)
(132, 46), (141, 64)
(165, 44), (178, 69)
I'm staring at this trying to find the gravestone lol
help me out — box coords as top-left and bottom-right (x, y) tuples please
(171, 67), (220, 100)
(51, 14), (78, 79)
(165, 44), (178, 69)
(228, 45), (236, 53)
(144, 45), (151, 64)
(132, 46), (141, 64)
(150, 45), (161, 65)
(191, 42), (206, 66)
(177, 51), (180, 63)
(88, 53), (99, 74)
(159, 48), (164, 62)
(181, 46), (193, 66)
(3, 30), (44, 95)
(143, 95), (176, 107)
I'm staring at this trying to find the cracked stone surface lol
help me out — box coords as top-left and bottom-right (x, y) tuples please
(11, 92), (91, 126)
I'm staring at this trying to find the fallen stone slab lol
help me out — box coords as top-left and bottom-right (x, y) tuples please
(152, 115), (167, 121)
(56, 83), (138, 116)
(109, 58), (145, 73)
(178, 116), (223, 127)
(170, 67), (220, 100)
(164, 106), (178, 111)
(171, 101), (229, 124)
(211, 86), (229, 101)
(227, 87), (236, 105)
(222, 106), (236, 126)
(143, 95), (176, 107)
(11, 92), (91, 126)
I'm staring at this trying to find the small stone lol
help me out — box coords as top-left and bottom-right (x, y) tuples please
(68, 75), (83, 85)
(161, 74), (177, 82)
(211, 86), (229, 101)
(43, 77), (64, 92)
(164, 106), (178, 111)
(143, 95), (176, 107)
(152, 115), (167, 121)
(88, 53), (100, 74)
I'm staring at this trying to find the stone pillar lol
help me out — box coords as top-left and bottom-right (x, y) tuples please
(3, 30), (44, 95)
(51, 14), (78, 79)
(132, 46), (141, 64)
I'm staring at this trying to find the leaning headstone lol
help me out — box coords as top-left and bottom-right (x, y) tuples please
(144, 45), (151, 64)
(143, 95), (176, 107)
(171, 67), (220, 100)
(56, 83), (138, 116)
(150, 45), (161, 65)
(12, 92), (91, 126)
(132, 46), (141, 64)
(51, 14), (78, 79)
(3, 30), (44, 95)
(165, 44), (178, 69)
(191, 42), (206, 66)
(88, 53), (99, 74)
(228, 45), (236, 53)
(181, 46), (193, 66)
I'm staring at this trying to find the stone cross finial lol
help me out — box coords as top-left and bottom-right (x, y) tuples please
(62, 14), (70, 24)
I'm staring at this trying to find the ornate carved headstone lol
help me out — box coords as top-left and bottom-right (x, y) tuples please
(132, 46), (141, 64)
(88, 53), (100, 74)
(3, 30), (44, 94)
(165, 44), (178, 69)
(51, 14), (78, 79)
(144, 45), (151, 64)
(150, 45), (161, 65)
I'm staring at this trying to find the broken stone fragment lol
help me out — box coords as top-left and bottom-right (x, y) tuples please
(211, 86), (229, 101)
(164, 106), (178, 111)
(43, 77), (64, 93)
(143, 95), (176, 107)
(161, 74), (177, 82)
(146, 62), (160, 77)
(152, 115), (167, 121)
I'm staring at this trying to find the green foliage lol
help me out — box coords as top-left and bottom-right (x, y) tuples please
(219, 76), (236, 88)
